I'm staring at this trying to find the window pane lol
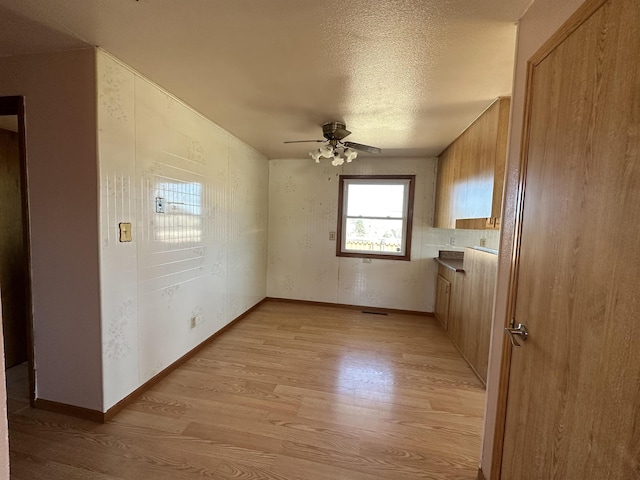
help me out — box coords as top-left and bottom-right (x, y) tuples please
(346, 184), (405, 218)
(344, 218), (404, 253)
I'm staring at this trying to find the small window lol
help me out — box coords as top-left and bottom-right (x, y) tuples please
(337, 175), (415, 261)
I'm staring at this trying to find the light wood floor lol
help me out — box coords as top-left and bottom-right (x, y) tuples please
(7, 301), (485, 479)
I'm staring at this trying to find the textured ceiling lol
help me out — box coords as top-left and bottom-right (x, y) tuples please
(0, 0), (532, 159)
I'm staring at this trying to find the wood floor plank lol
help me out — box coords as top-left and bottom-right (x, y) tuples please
(7, 301), (484, 479)
(10, 450), (123, 480)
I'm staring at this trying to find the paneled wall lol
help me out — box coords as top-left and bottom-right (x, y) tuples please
(98, 51), (268, 410)
(267, 157), (498, 312)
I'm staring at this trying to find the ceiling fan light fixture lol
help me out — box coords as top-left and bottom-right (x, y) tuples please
(290, 121), (380, 166)
(310, 149), (322, 162)
(319, 144), (334, 158)
(344, 148), (357, 163)
(331, 154), (345, 167)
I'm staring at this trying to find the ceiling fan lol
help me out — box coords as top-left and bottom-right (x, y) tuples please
(284, 122), (382, 166)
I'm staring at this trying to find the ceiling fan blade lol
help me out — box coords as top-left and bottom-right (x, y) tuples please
(283, 139), (324, 144)
(343, 141), (382, 154)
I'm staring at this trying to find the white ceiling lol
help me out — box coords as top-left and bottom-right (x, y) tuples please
(0, 0), (532, 159)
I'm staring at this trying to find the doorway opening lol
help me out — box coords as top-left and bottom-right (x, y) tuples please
(0, 96), (34, 410)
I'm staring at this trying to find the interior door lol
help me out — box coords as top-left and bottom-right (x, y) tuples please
(501, 0), (640, 478)
(0, 125), (28, 368)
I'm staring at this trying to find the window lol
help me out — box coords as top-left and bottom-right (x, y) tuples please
(154, 179), (203, 244)
(337, 175), (415, 260)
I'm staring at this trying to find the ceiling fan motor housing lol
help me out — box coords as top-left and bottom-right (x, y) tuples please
(284, 122), (380, 154)
(322, 122), (351, 140)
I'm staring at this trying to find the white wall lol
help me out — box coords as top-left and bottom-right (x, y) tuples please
(267, 157), (499, 312)
(480, 0), (586, 476)
(0, 49), (103, 410)
(427, 227), (500, 253)
(97, 51), (268, 411)
(0, 47), (270, 415)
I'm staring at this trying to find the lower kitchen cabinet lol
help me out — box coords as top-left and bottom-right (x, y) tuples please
(435, 248), (497, 384)
(434, 274), (451, 329)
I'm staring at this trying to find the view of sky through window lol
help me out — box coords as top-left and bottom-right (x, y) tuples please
(346, 184), (404, 218)
(343, 182), (408, 254)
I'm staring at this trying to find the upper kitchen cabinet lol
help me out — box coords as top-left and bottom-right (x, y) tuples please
(434, 97), (510, 229)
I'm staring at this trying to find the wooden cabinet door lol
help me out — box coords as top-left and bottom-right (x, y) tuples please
(434, 97), (510, 228)
(461, 249), (496, 383)
(434, 148), (456, 228)
(434, 274), (451, 329)
(501, 1), (640, 478)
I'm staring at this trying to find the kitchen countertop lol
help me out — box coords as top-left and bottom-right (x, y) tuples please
(434, 246), (499, 271)
(435, 250), (465, 272)
(472, 246), (499, 255)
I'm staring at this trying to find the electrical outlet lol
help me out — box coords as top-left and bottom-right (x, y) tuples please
(190, 316), (197, 329)
(450, 236), (456, 246)
(329, 231), (336, 241)
(480, 238), (487, 247)
(155, 197), (165, 213)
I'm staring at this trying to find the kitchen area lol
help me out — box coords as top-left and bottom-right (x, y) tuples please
(432, 96), (509, 384)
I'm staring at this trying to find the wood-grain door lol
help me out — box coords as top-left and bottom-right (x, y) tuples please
(501, 0), (640, 478)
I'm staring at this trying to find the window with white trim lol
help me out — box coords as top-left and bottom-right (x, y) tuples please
(337, 175), (415, 261)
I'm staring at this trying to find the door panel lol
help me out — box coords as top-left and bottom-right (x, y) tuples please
(501, 0), (640, 478)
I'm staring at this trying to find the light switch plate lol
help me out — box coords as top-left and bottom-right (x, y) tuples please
(329, 231), (336, 241)
(119, 222), (132, 242)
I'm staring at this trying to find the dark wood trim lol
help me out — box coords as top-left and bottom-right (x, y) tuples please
(266, 297), (434, 317)
(336, 175), (416, 261)
(33, 398), (104, 423)
(334, 250), (412, 261)
(477, 467), (487, 480)
(103, 297), (268, 422)
(489, 2), (609, 479)
(0, 96), (36, 408)
(336, 175), (345, 257)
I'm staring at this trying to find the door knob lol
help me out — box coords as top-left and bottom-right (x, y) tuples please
(505, 323), (528, 347)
